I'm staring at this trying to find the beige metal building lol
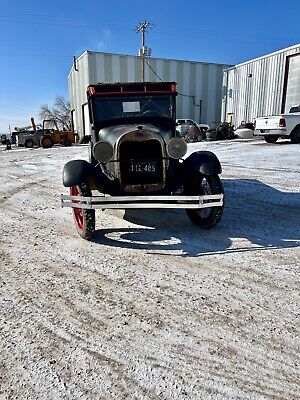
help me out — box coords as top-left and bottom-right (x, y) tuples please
(68, 51), (230, 137)
(221, 43), (300, 127)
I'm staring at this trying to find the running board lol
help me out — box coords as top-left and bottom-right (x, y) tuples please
(61, 194), (224, 209)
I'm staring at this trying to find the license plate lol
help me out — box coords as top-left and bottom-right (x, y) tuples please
(128, 161), (157, 173)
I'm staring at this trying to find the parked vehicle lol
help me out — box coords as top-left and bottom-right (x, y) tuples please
(254, 105), (300, 143)
(61, 82), (224, 239)
(16, 130), (44, 148)
(16, 118), (77, 148)
(40, 119), (77, 148)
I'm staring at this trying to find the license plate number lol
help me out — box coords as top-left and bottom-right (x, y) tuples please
(128, 161), (157, 173)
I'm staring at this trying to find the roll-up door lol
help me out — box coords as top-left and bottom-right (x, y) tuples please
(284, 54), (300, 112)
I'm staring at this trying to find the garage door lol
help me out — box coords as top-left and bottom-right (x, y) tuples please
(284, 54), (300, 112)
(82, 103), (91, 136)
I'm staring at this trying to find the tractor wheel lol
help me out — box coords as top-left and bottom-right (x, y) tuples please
(70, 183), (95, 240)
(184, 173), (224, 229)
(40, 136), (54, 148)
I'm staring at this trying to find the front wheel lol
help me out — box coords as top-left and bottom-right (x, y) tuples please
(184, 174), (224, 229)
(264, 135), (278, 143)
(70, 183), (95, 239)
(24, 139), (34, 148)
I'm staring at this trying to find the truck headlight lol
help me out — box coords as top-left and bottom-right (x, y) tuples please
(167, 137), (187, 159)
(93, 141), (114, 163)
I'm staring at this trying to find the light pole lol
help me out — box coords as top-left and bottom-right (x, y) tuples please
(136, 21), (152, 82)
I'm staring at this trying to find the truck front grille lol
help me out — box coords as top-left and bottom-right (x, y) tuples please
(119, 140), (163, 185)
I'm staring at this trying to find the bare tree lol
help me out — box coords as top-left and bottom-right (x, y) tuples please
(39, 96), (72, 130)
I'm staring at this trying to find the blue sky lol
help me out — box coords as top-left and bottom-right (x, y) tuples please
(0, 0), (299, 131)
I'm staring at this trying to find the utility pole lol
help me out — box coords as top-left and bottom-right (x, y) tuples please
(136, 21), (152, 82)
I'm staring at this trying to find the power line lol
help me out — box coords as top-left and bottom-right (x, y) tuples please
(0, 13), (295, 44)
(144, 59), (201, 107)
(0, 52), (72, 58)
(144, 59), (162, 81)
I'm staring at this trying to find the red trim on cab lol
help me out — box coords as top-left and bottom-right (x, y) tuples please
(88, 90), (175, 96)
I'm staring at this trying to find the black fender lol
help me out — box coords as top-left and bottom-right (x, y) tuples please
(168, 151), (222, 192)
(183, 151), (222, 175)
(63, 160), (95, 187)
(62, 160), (116, 193)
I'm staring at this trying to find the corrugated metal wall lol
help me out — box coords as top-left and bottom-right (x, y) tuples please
(68, 52), (90, 134)
(68, 51), (230, 137)
(221, 44), (300, 126)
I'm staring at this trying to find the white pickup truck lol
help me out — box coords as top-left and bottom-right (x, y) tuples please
(254, 105), (300, 143)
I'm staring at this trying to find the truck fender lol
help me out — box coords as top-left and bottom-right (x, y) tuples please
(63, 159), (119, 194)
(183, 151), (222, 176)
(63, 160), (95, 187)
(168, 151), (222, 192)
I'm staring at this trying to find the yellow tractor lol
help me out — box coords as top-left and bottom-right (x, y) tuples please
(40, 119), (77, 148)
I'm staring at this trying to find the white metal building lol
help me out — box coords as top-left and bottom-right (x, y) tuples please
(221, 44), (300, 127)
(68, 51), (230, 137)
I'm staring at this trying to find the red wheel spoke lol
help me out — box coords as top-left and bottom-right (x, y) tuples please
(70, 186), (84, 231)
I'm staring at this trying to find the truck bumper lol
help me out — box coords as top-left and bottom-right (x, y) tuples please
(254, 128), (288, 136)
(61, 194), (224, 210)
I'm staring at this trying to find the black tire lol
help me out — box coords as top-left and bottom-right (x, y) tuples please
(40, 136), (54, 148)
(184, 173), (224, 229)
(64, 140), (72, 146)
(89, 142), (97, 166)
(70, 182), (95, 240)
(79, 135), (91, 144)
(216, 128), (227, 140)
(290, 127), (300, 144)
(264, 135), (279, 143)
(206, 131), (218, 141)
(197, 130), (205, 141)
(24, 139), (34, 148)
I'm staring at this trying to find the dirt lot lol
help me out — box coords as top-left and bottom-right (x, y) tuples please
(0, 139), (299, 400)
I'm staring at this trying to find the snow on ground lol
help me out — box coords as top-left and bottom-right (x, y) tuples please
(0, 139), (299, 399)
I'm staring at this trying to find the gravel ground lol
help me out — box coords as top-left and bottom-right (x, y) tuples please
(0, 139), (299, 400)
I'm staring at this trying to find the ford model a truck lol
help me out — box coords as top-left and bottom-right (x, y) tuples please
(254, 105), (300, 144)
(61, 82), (224, 239)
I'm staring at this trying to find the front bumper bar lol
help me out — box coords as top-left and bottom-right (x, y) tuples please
(61, 194), (224, 210)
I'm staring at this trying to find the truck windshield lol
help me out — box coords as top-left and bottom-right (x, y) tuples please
(93, 95), (174, 122)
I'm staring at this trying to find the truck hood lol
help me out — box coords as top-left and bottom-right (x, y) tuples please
(98, 123), (173, 145)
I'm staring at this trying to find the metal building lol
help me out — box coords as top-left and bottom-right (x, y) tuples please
(68, 51), (230, 137)
(221, 43), (300, 127)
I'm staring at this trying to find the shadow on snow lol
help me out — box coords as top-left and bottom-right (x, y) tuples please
(91, 179), (300, 257)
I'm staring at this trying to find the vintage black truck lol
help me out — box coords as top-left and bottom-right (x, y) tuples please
(61, 82), (224, 239)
